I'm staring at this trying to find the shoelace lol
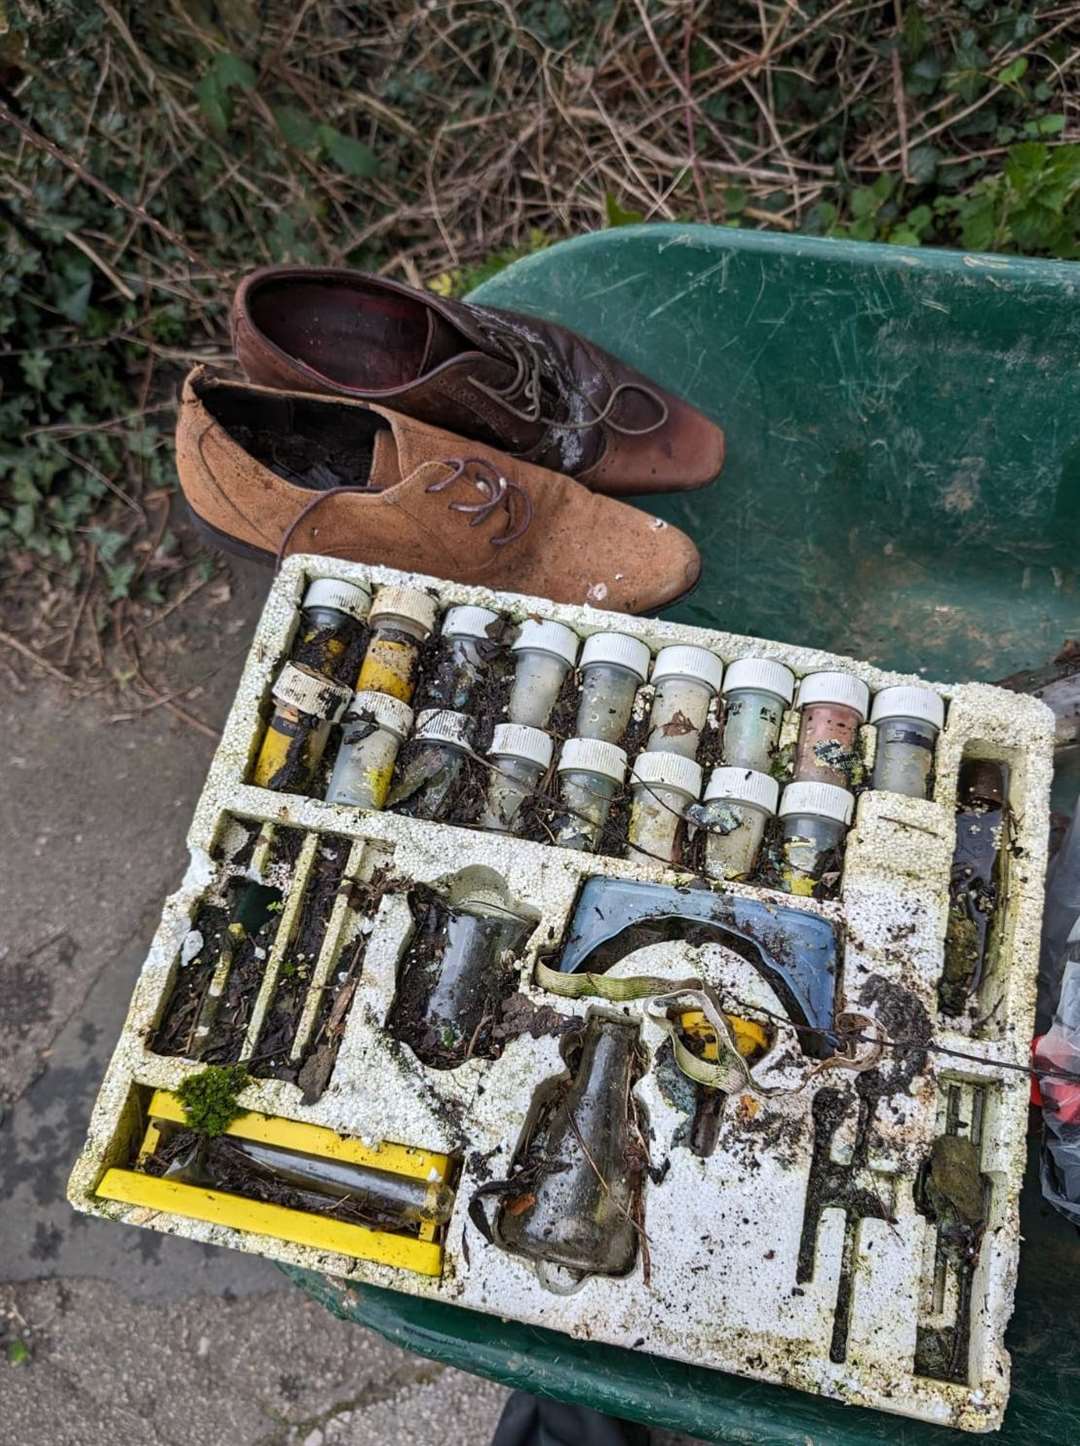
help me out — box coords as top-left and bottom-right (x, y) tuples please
(467, 322), (669, 438)
(274, 456), (532, 569)
(424, 456), (533, 545)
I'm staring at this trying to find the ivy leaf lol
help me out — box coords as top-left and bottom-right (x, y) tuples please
(196, 71), (229, 137)
(317, 125), (379, 178)
(213, 52), (256, 92)
(274, 104), (319, 150)
(908, 144), (940, 185)
(604, 192), (645, 227)
(86, 526), (127, 563)
(58, 279), (93, 325)
(105, 559), (136, 600)
(995, 57), (1028, 89)
(20, 350), (51, 390)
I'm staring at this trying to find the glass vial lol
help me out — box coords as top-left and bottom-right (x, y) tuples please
(646, 645), (724, 759)
(292, 576), (371, 684)
(870, 684), (945, 799)
(389, 894), (533, 1068)
(721, 658), (795, 772)
(325, 689), (414, 810)
(509, 618), (580, 728)
(425, 604), (501, 712)
(251, 661), (352, 791)
(554, 737), (628, 852)
(627, 751), (703, 866)
(355, 585), (437, 702)
(389, 707), (474, 821)
(478, 723), (553, 834)
(698, 765), (780, 881)
(576, 631), (651, 743)
(778, 780), (855, 895)
(497, 1011), (642, 1291)
(793, 671), (870, 787)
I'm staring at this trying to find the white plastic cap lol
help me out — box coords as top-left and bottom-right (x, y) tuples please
(722, 657), (795, 705)
(797, 670), (870, 720)
(704, 765), (779, 815)
(870, 684), (946, 730)
(346, 689), (414, 740)
(271, 662), (352, 721)
(630, 750), (703, 800)
(414, 708), (474, 749)
(651, 645), (724, 694)
(580, 631), (651, 681)
(511, 617), (580, 667)
(368, 585), (437, 637)
(441, 605), (500, 641)
(488, 723), (553, 771)
(301, 577), (372, 622)
(557, 737), (628, 784)
(779, 780), (855, 826)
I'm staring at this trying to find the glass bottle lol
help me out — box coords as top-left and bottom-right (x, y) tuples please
(576, 632), (651, 744)
(793, 671), (870, 787)
(870, 684), (945, 799)
(646, 645), (723, 759)
(355, 585), (437, 702)
(251, 662), (352, 792)
(554, 738), (628, 852)
(721, 658), (795, 772)
(497, 1011), (642, 1291)
(424, 604), (501, 712)
(291, 576), (371, 684)
(626, 750), (702, 866)
(325, 689), (414, 810)
(697, 765), (779, 881)
(508, 618), (580, 728)
(388, 894), (534, 1068)
(389, 707), (474, 821)
(778, 780), (855, 895)
(478, 724), (553, 834)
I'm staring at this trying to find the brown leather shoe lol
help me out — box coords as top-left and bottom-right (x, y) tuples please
(176, 367), (700, 614)
(231, 266), (724, 498)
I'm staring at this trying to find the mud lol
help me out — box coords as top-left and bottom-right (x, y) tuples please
(150, 902), (230, 1057)
(251, 836), (353, 1082)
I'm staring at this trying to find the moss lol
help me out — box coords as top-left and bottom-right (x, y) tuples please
(175, 1064), (250, 1137)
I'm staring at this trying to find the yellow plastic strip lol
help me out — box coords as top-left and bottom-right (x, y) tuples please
(147, 1091), (450, 1180)
(97, 1168), (443, 1276)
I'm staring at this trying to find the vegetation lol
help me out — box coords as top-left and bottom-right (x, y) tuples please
(175, 1064), (250, 1136)
(1, 2), (1078, 683)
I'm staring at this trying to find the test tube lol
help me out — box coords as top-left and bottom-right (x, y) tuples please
(777, 780), (855, 895)
(426, 605), (501, 711)
(626, 751), (703, 866)
(554, 738), (628, 852)
(793, 671), (870, 787)
(698, 765), (780, 881)
(870, 685), (945, 799)
(720, 658), (795, 772)
(509, 619), (580, 728)
(355, 586), (437, 702)
(293, 577), (372, 684)
(325, 689), (414, 810)
(478, 724), (554, 834)
(646, 646), (724, 759)
(251, 662), (352, 792)
(576, 632), (651, 743)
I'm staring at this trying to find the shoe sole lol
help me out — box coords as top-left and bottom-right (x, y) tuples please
(187, 503), (701, 615)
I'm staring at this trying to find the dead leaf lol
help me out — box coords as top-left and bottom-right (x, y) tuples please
(505, 1192), (536, 1216)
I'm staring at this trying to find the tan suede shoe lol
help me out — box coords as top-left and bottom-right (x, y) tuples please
(176, 368), (700, 614)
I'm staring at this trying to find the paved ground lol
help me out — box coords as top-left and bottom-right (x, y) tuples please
(0, 555), (700, 1446)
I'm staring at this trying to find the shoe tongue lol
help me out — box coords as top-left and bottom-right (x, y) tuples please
(419, 310), (470, 372)
(366, 427), (401, 490)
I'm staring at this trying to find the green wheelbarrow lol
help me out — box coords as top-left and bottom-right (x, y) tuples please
(291, 225), (1080, 1442)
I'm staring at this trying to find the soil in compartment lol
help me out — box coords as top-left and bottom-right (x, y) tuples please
(143, 1128), (448, 1238)
(388, 886), (532, 1069)
(197, 881), (287, 1064)
(151, 901), (231, 1057)
(250, 836), (353, 1082)
(940, 760), (1010, 1017)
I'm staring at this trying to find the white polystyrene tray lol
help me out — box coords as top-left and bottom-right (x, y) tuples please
(69, 554), (1055, 1432)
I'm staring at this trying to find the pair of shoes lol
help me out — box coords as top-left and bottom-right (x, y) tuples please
(177, 267), (726, 613)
